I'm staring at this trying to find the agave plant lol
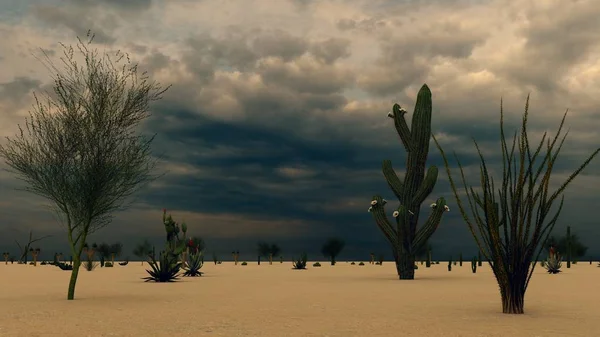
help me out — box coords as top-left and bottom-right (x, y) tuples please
(544, 253), (562, 274)
(292, 253), (308, 270)
(182, 251), (204, 277)
(143, 251), (181, 282)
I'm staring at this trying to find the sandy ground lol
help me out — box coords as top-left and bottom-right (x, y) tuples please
(0, 260), (597, 337)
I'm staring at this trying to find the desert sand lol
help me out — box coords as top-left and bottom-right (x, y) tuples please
(0, 260), (597, 337)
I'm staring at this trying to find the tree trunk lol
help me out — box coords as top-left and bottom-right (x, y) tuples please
(394, 249), (415, 280)
(67, 257), (82, 300)
(500, 284), (525, 314)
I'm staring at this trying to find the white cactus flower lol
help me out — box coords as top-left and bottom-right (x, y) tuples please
(430, 203), (437, 208)
(368, 206), (373, 212)
(392, 211), (399, 217)
(398, 107), (407, 114)
(387, 111), (394, 118)
(408, 210), (414, 215)
(444, 205), (450, 212)
(371, 200), (377, 206)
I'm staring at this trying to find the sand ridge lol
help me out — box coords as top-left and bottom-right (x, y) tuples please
(0, 261), (596, 336)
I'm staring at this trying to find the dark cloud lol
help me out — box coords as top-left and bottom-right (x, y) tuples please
(0, 0), (598, 262)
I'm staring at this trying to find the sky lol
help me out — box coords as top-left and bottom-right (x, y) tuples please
(0, 0), (599, 262)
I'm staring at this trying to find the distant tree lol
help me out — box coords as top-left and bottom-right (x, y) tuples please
(133, 239), (153, 265)
(257, 242), (281, 265)
(109, 242), (123, 264)
(544, 232), (588, 260)
(14, 230), (51, 263)
(0, 31), (169, 300)
(94, 243), (111, 267)
(321, 238), (345, 265)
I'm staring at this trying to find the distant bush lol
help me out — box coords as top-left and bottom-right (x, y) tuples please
(292, 253), (307, 270)
(313, 262), (321, 267)
(350, 262), (355, 265)
(241, 261), (248, 266)
(358, 262), (365, 266)
(104, 262), (114, 267)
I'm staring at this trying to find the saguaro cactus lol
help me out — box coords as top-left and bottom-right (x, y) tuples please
(368, 84), (448, 280)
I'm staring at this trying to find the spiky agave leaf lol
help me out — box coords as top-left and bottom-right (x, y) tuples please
(142, 251), (181, 282)
(182, 251), (204, 277)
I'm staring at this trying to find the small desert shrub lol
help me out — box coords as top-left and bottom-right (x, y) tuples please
(183, 251), (204, 277)
(104, 262), (114, 267)
(241, 261), (248, 266)
(544, 254), (562, 274)
(40, 261), (47, 265)
(313, 262), (321, 267)
(118, 261), (129, 266)
(83, 259), (99, 271)
(143, 252), (181, 282)
(292, 253), (307, 270)
(358, 262), (365, 266)
(350, 262), (355, 265)
(55, 262), (73, 270)
(217, 261), (222, 264)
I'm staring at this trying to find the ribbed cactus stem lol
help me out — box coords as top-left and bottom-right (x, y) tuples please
(369, 84), (447, 280)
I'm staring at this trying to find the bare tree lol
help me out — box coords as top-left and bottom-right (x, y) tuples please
(14, 230), (51, 263)
(0, 31), (169, 300)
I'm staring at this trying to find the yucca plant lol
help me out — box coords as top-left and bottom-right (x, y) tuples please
(143, 251), (181, 282)
(544, 253), (562, 274)
(433, 95), (600, 314)
(182, 251), (204, 277)
(292, 253), (308, 270)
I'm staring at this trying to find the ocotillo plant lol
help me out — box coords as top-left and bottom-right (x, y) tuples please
(368, 84), (448, 280)
(433, 95), (600, 314)
(566, 226), (571, 268)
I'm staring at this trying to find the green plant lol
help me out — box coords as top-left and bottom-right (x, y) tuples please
(212, 252), (218, 265)
(292, 253), (308, 270)
(544, 253), (562, 274)
(321, 238), (345, 266)
(471, 257), (477, 273)
(241, 261), (248, 266)
(350, 262), (355, 265)
(313, 262), (321, 267)
(433, 95), (599, 314)
(183, 251), (204, 277)
(359, 262), (365, 266)
(105, 262), (114, 267)
(143, 251), (181, 282)
(459, 253), (463, 266)
(368, 84), (448, 280)
(448, 256), (452, 271)
(377, 254), (384, 265)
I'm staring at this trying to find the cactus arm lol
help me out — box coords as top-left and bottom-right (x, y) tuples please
(411, 165), (438, 205)
(382, 160), (405, 202)
(391, 104), (413, 152)
(370, 195), (399, 247)
(412, 197), (446, 252)
(409, 84), (433, 159)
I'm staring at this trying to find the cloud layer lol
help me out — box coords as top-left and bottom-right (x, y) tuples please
(0, 0), (598, 261)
